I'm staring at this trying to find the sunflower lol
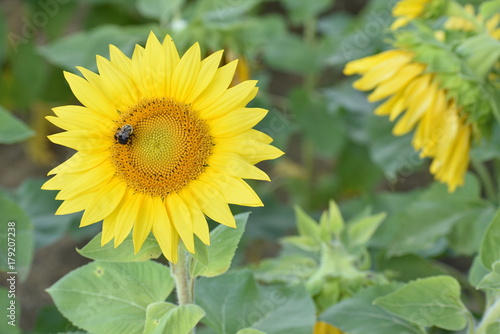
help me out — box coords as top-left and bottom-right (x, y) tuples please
(43, 32), (283, 263)
(313, 321), (344, 334)
(391, 0), (432, 30)
(344, 49), (471, 192)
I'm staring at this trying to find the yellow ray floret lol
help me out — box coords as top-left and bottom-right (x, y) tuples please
(344, 49), (471, 192)
(43, 32), (283, 262)
(391, 0), (432, 30)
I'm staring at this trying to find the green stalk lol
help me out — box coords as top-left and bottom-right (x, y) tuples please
(472, 159), (497, 204)
(476, 297), (500, 334)
(171, 248), (195, 333)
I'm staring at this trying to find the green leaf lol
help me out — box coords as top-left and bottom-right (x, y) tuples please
(481, 209), (500, 270)
(16, 178), (77, 249)
(366, 113), (419, 181)
(478, 261), (500, 291)
(191, 235), (209, 266)
(144, 302), (205, 334)
(486, 321), (500, 334)
(346, 212), (386, 250)
(480, 0), (500, 19)
(376, 254), (449, 282)
(0, 287), (20, 333)
(252, 255), (317, 284)
(289, 89), (347, 156)
(374, 276), (467, 331)
(47, 261), (173, 334)
(281, 235), (320, 252)
(136, 0), (184, 23)
(237, 329), (266, 334)
(0, 194), (34, 281)
(0, 107), (34, 144)
(196, 270), (316, 334)
(38, 25), (160, 72)
(191, 213), (249, 277)
(469, 256), (490, 288)
(320, 284), (425, 334)
(33, 306), (78, 333)
(382, 174), (491, 256)
(319, 200), (344, 240)
(279, 0), (331, 24)
(77, 233), (162, 262)
(294, 205), (321, 241)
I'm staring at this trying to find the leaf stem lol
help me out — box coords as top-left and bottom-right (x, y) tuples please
(472, 159), (497, 204)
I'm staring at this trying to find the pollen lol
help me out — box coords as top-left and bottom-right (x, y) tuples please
(110, 98), (212, 197)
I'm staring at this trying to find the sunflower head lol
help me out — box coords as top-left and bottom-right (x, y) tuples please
(43, 32), (283, 263)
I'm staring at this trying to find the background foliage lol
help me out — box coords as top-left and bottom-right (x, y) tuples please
(1, 0), (500, 333)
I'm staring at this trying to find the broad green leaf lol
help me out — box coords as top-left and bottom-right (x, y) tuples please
(237, 329), (266, 334)
(0, 107), (34, 144)
(346, 212), (386, 250)
(16, 178), (77, 249)
(0, 194), (34, 281)
(281, 235), (320, 252)
(486, 321), (500, 334)
(478, 261), (500, 291)
(191, 213), (248, 277)
(47, 261), (173, 334)
(144, 302), (204, 334)
(376, 254), (449, 282)
(320, 284), (425, 334)
(196, 270), (316, 334)
(0, 287), (20, 334)
(33, 306), (78, 333)
(294, 205), (321, 241)
(191, 235), (209, 266)
(374, 276), (467, 331)
(382, 174), (491, 256)
(469, 256), (490, 288)
(366, 113), (420, 181)
(252, 255), (317, 284)
(38, 25), (160, 72)
(77, 233), (162, 262)
(481, 209), (500, 270)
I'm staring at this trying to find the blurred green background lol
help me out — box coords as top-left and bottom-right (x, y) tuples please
(1, 0), (496, 332)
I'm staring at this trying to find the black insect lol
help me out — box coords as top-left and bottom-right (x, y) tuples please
(115, 124), (133, 144)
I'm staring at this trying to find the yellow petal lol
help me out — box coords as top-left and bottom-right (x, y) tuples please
(48, 130), (112, 153)
(209, 107), (268, 138)
(48, 151), (108, 175)
(166, 192), (195, 253)
(179, 189), (210, 245)
(151, 196), (178, 263)
(368, 63), (425, 102)
(142, 31), (165, 97)
(171, 42), (201, 103)
(199, 170), (263, 207)
(213, 139), (284, 164)
(101, 206), (120, 246)
(80, 178), (127, 227)
(213, 129), (274, 145)
(192, 60), (238, 111)
(208, 152), (270, 181)
(114, 191), (143, 247)
(352, 53), (412, 91)
(199, 80), (258, 119)
(133, 195), (155, 254)
(51, 105), (115, 131)
(63, 71), (117, 119)
(188, 180), (236, 228)
(55, 192), (94, 215)
(344, 50), (410, 75)
(187, 50), (224, 103)
(162, 34), (181, 97)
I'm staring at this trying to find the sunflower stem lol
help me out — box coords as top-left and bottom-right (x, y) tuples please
(171, 248), (192, 305)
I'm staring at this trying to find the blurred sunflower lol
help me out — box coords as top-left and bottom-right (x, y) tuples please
(313, 321), (344, 334)
(43, 32), (283, 262)
(391, 0), (432, 30)
(344, 49), (470, 192)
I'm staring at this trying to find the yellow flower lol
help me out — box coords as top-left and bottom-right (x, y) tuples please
(313, 321), (345, 334)
(391, 0), (432, 30)
(445, 4), (500, 39)
(344, 49), (471, 192)
(42, 32), (283, 262)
